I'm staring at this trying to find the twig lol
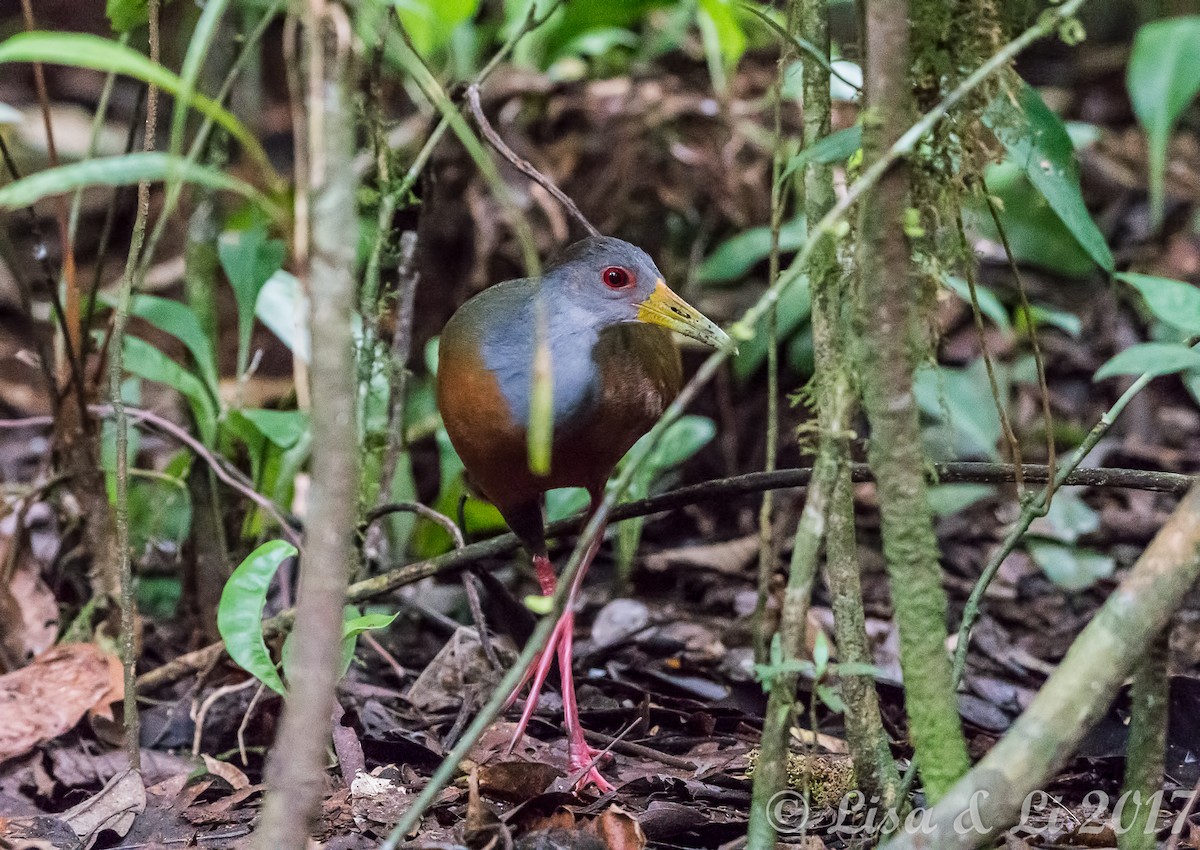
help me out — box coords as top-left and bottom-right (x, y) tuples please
(981, 175), (1057, 502)
(465, 84), (599, 237)
(132, 460), (1193, 694)
(957, 212), (1024, 493)
(361, 502), (463, 549)
(108, 0), (161, 773)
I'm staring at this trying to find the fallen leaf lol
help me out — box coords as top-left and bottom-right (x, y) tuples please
(201, 754), (250, 790)
(478, 760), (564, 802)
(643, 534), (759, 575)
(0, 643), (121, 765)
(61, 768), (145, 849)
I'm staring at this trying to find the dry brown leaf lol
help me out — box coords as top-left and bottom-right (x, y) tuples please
(201, 754), (250, 790)
(586, 807), (646, 850)
(0, 527), (58, 671)
(61, 768), (145, 849)
(478, 760), (564, 802)
(643, 534), (759, 575)
(0, 643), (121, 765)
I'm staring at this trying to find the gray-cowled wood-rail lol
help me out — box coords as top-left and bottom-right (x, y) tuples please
(437, 236), (731, 790)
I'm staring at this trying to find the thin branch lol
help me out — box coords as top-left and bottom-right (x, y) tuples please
(109, 0), (161, 774)
(981, 175), (1057, 501)
(132, 459), (1192, 694)
(465, 84), (599, 237)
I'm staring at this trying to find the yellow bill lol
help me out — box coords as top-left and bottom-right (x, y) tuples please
(637, 280), (734, 352)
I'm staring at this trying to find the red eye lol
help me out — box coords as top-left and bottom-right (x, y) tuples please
(602, 266), (634, 289)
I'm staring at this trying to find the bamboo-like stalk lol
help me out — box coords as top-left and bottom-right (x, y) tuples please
(1119, 632), (1169, 850)
(855, 0), (969, 802)
(802, 0), (899, 808)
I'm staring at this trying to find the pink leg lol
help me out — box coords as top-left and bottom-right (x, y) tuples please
(505, 518), (615, 792)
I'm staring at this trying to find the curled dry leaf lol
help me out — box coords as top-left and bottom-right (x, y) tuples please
(61, 768), (146, 849)
(0, 527), (58, 671)
(0, 643), (123, 765)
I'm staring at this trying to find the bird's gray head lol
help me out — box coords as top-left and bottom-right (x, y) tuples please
(543, 236), (731, 350)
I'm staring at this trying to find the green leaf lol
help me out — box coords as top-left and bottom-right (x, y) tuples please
(984, 82), (1114, 273)
(395, 0), (482, 56)
(1117, 272), (1200, 336)
(219, 226), (287, 376)
(1027, 540), (1114, 592)
(812, 630), (831, 672)
(1020, 304), (1082, 337)
(128, 294), (219, 398)
(699, 216), (806, 284)
(107, 0), (152, 32)
(815, 683), (845, 714)
(337, 610), (399, 677)
(970, 161), (1095, 279)
(638, 415), (716, 472)
(927, 483), (995, 516)
(170, 0), (234, 157)
(123, 336), (218, 444)
(1031, 488), (1099, 544)
(940, 274), (1012, 334)
(914, 360), (1004, 461)
(238, 409), (309, 449)
(217, 540), (296, 696)
(1095, 342), (1200, 381)
(696, 0), (747, 68)
(256, 270), (309, 362)
(0, 32), (273, 178)
(0, 152), (276, 216)
(780, 125), (862, 181)
(1128, 16), (1200, 230)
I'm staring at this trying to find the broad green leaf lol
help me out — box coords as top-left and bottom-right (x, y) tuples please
(1019, 304), (1082, 338)
(106, 0), (179, 32)
(1128, 16), (1200, 230)
(940, 274), (1012, 334)
(128, 294), (219, 397)
(696, 0), (747, 69)
(1030, 487), (1099, 544)
(1027, 540), (1114, 592)
(256, 269), (309, 361)
(0, 152), (277, 216)
(927, 483), (995, 516)
(0, 32), (273, 178)
(700, 216), (807, 284)
(1117, 272), (1200, 336)
(641, 414), (716, 471)
(217, 540), (296, 696)
(915, 360), (1004, 461)
(780, 125), (862, 181)
(984, 82), (1114, 273)
(395, 0), (481, 57)
(219, 226), (287, 376)
(970, 160), (1094, 279)
(733, 273), (812, 381)
(123, 336), (218, 444)
(1095, 342), (1200, 381)
(238, 408), (309, 449)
